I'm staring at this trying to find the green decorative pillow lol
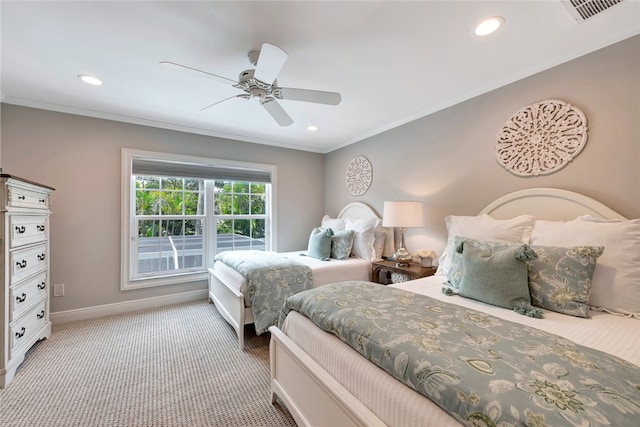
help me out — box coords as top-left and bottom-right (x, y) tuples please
(457, 242), (537, 309)
(331, 229), (355, 260)
(306, 227), (333, 261)
(447, 236), (513, 289)
(529, 245), (604, 318)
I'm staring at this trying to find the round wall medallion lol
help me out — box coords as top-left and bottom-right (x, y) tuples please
(495, 99), (588, 177)
(345, 155), (372, 196)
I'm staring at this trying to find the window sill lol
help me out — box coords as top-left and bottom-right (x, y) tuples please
(122, 271), (208, 290)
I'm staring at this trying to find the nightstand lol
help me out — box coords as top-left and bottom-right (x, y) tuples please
(371, 259), (437, 284)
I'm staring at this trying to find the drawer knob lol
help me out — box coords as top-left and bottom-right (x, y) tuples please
(15, 327), (26, 338)
(37, 310), (45, 319)
(37, 253), (46, 261)
(37, 224), (46, 232)
(16, 293), (27, 303)
(18, 195), (26, 200)
(39, 198), (46, 204)
(15, 225), (26, 234)
(38, 281), (46, 290)
(16, 260), (27, 269)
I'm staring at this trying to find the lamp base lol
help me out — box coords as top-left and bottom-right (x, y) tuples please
(392, 247), (412, 267)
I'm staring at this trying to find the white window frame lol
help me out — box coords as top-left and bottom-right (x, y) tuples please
(121, 148), (277, 290)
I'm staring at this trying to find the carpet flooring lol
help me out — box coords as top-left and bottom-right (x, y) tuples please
(0, 300), (296, 426)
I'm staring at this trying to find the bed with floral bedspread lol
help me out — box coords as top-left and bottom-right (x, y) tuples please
(215, 251), (312, 334)
(281, 281), (640, 427)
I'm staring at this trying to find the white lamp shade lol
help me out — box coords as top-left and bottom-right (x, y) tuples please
(382, 201), (424, 228)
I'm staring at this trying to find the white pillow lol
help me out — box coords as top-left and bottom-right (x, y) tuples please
(373, 226), (387, 260)
(531, 216), (640, 317)
(437, 214), (536, 276)
(321, 215), (345, 231)
(345, 217), (380, 261)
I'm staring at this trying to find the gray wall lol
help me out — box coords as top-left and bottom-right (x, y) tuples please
(1, 106), (324, 312)
(324, 35), (640, 259)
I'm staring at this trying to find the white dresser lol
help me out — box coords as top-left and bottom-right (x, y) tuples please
(0, 175), (54, 388)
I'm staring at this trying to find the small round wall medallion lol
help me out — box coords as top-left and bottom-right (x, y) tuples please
(495, 99), (588, 177)
(345, 155), (372, 196)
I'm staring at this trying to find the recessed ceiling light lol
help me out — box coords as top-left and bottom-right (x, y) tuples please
(77, 74), (102, 86)
(474, 16), (504, 37)
(307, 125), (318, 132)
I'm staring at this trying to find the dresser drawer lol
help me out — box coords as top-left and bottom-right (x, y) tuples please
(10, 300), (47, 357)
(9, 272), (48, 322)
(9, 215), (48, 249)
(10, 244), (48, 284)
(7, 184), (50, 210)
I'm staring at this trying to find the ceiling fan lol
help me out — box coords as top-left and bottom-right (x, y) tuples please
(160, 43), (341, 127)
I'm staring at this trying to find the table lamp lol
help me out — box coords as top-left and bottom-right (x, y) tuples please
(382, 200), (424, 266)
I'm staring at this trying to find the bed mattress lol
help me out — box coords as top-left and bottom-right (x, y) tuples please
(281, 274), (640, 427)
(212, 251), (372, 307)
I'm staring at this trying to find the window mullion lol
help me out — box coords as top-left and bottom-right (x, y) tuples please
(205, 180), (216, 267)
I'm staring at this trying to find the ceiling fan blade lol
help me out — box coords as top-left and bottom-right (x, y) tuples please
(276, 87), (342, 105)
(261, 98), (293, 127)
(253, 43), (288, 85)
(160, 61), (238, 85)
(200, 95), (242, 111)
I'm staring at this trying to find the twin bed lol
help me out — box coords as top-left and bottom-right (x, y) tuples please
(208, 201), (393, 349)
(269, 188), (640, 426)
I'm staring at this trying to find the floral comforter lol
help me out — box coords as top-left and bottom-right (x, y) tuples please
(214, 251), (312, 334)
(280, 281), (640, 427)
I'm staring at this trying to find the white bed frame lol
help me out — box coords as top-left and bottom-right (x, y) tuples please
(208, 201), (394, 350)
(269, 188), (627, 427)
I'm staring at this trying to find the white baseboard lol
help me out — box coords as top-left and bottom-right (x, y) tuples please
(50, 289), (209, 324)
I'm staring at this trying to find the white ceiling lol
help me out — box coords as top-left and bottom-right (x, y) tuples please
(2, 1), (639, 153)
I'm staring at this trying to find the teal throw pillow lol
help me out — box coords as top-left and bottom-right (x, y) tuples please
(457, 242), (537, 309)
(330, 229), (355, 260)
(306, 227), (333, 261)
(447, 236), (514, 289)
(528, 245), (604, 318)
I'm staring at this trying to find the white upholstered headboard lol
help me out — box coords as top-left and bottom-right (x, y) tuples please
(337, 202), (394, 257)
(338, 202), (379, 219)
(479, 188), (627, 221)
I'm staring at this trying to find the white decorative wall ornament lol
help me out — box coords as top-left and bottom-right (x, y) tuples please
(345, 155), (372, 196)
(495, 99), (588, 177)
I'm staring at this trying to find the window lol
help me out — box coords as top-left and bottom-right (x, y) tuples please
(214, 181), (268, 253)
(121, 149), (276, 290)
(134, 176), (206, 277)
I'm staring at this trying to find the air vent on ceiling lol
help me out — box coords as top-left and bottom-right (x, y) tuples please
(562, 0), (625, 21)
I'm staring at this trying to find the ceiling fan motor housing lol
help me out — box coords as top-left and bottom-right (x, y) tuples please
(236, 69), (278, 102)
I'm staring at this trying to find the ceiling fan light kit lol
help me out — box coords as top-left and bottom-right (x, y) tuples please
(162, 42), (342, 127)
